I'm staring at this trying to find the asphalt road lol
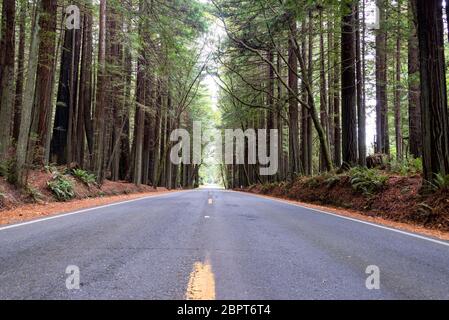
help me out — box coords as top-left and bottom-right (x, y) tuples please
(0, 189), (448, 300)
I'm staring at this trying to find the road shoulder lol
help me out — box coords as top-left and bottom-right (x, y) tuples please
(0, 189), (178, 227)
(235, 190), (449, 242)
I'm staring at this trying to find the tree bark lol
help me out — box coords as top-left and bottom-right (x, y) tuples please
(50, 22), (81, 164)
(0, 0), (16, 159)
(341, 1), (358, 167)
(375, 0), (389, 155)
(288, 15), (301, 178)
(408, 0), (422, 158)
(416, 0), (449, 182)
(94, 0), (106, 182)
(394, 1), (403, 161)
(33, 0), (57, 164)
(16, 7), (41, 186)
(356, 2), (366, 166)
(13, 2), (26, 142)
(319, 9), (329, 172)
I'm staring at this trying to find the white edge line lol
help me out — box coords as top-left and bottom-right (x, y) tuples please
(232, 190), (449, 248)
(0, 190), (192, 232)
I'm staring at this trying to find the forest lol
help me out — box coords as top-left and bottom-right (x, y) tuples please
(0, 0), (448, 199)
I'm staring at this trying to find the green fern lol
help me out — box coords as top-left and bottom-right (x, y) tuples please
(430, 173), (449, 191)
(349, 167), (388, 196)
(47, 174), (75, 201)
(71, 169), (97, 187)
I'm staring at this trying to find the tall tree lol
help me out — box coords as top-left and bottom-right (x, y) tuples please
(416, 0), (449, 182)
(408, 0), (422, 158)
(319, 8), (329, 172)
(394, 0), (403, 160)
(16, 3), (41, 185)
(375, 0), (389, 155)
(0, 0), (16, 159)
(78, 1), (94, 166)
(13, 1), (26, 142)
(93, 0), (107, 181)
(288, 13), (301, 177)
(341, 0), (358, 166)
(33, 0), (57, 164)
(50, 10), (82, 164)
(356, 2), (366, 166)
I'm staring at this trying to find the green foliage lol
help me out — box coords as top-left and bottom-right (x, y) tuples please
(25, 185), (43, 203)
(389, 158), (423, 176)
(349, 167), (388, 196)
(0, 159), (17, 184)
(304, 176), (321, 188)
(47, 173), (75, 201)
(325, 175), (341, 188)
(260, 182), (278, 193)
(71, 169), (97, 187)
(430, 173), (449, 191)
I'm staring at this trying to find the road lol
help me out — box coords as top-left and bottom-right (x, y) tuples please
(0, 189), (448, 300)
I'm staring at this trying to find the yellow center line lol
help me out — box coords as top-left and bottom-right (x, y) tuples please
(185, 258), (216, 300)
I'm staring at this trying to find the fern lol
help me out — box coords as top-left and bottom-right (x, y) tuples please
(349, 167), (388, 196)
(430, 173), (449, 191)
(47, 173), (75, 201)
(71, 169), (97, 187)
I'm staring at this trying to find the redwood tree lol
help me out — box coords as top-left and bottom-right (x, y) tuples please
(416, 0), (449, 182)
(0, 0), (16, 158)
(341, 0), (358, 166)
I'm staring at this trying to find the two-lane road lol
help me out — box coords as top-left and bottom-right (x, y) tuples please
(1, 189), (448, 299)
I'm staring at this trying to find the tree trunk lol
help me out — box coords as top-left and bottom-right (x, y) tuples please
(319, 9), (329, 172)
(408, 0), (422, 158)
(16, 7), (41, 186)
(375, 0), (389, 155)
(33, 0), (57, 164)
(416, 0), (449, 182)
(394, 1), (403, 161)
(13, 2), (26, 142)
(0, 0), (16, 159)
(341, 1), (358, 167)
(81, 1), (94, 166)
(50, 22), (81, 165)
(94, 0), (106, 182)
(288, 15), (301, 178)
(300, 19), (309, 175)
(356, 2), (366, 166)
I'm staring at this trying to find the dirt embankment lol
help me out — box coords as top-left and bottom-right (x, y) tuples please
(0, 168), (172, 226)
(239, 174), (449, 232)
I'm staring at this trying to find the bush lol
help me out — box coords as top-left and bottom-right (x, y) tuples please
(71, 169), (96, 187)
(47, 173), (75, 201)
(349, 167), (388, 196)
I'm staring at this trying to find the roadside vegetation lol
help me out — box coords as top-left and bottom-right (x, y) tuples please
(245, 160), (449, 232)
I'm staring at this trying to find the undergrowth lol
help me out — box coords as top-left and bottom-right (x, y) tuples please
(71, 169), (97, 187)
(47, 172), (75, 201)
(349, 167), (388, 196)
